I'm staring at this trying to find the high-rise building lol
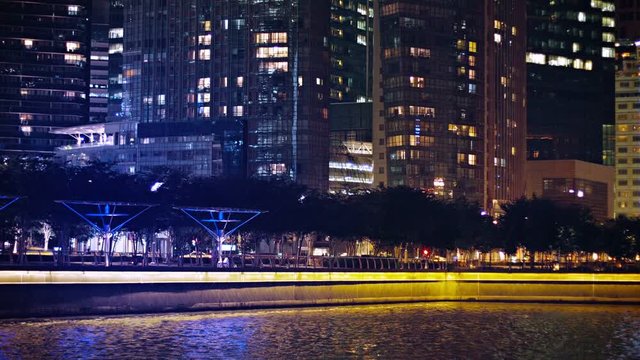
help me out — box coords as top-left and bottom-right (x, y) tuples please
(614, 40), (640, 218)
(328, 1), (375, 192)
(329, 102), (373, 192)
(107, 0), (124, 121)
(89, 0), (110, 123)
(372, 0), (526, 210)
(123, 0), (329, 189)
(486, 0), (528, 212)
(526, 0), (616, 164)
(329, 0), (374, 103)
(616, 0), (640, 39)
(0, 1), (90, 157)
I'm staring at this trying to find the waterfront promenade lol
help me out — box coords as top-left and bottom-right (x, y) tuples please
(0, 267), (639, 318)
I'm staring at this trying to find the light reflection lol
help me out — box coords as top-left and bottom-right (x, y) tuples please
(0, 303), (639, 359)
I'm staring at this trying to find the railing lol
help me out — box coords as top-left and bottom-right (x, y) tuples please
(0, 252), (638, 272)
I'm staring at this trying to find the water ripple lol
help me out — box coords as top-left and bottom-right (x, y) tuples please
(0, 303), (639, 359)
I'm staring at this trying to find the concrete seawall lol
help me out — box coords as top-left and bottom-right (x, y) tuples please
(0, 271), (639, 318)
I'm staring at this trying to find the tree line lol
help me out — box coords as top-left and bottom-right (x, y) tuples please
(0, 159), (638, 262)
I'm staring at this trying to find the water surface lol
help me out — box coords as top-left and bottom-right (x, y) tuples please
(1, 302), (639, 359)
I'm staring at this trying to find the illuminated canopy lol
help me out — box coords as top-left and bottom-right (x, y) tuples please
(0, 195), (21, 212)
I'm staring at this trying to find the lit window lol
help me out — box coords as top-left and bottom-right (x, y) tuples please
(602, 32), (615, 42)
(232, 106), (243, 117)
(66, 41), (80, 52)
(259, 61), (288, 73)
(578, 12), (586, 22)
(494, 34), (501, 43)
(573, 59), (584, 70)
(237, 77), (244, 87)
(64, 54), (84, 64)
(109, 44), (123, 54)
(23, 39), (33, 49)
(219, 106), (227, 116)
(409, 76), (424, 88)
(602, 17), (615, 28)
(198, 35), (211, 45)
(388, 106), (404, 116)
(468, 55), (476, 66)
(602, 47), (614, 58)
(197, 77), (210, 90)
(108, 28), (123, 39)
(202, 21), (211, 31)
(585, 60), (593, 70)
(468, 69), (476, 80)
(199, 49), (211, 60)
(68, 5), (79, 16)
(547, 55), (571, 67)
(408, 106), (435, 116)
(468, 41), (477, 53)
(409, 48), (430, 58)
(468, 154), (477, 166)
(256, 47), (288, 58)
(526, 52), (546, 65)
(572, 42), (580, 53)
(255, 32), (287, 44)
(157, 94), (165, 105)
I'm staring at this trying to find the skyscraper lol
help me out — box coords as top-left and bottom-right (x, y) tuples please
(329, 0), (374, 103)
(123, 0), (329, 189)
(614, 40), (640, 218)
(89, 0), (110, 124)
(0, 1), (90, 156)
(107, 0), (124, 121)
(616, 0), (640, 40)
(372, 0), (527, 210)
(526, 0), (616, 164)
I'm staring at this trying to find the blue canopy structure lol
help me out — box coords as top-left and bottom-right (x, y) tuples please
(175, 206), (264, 267)
(0, 195), (21, 212)
(56, 200), (156, 267)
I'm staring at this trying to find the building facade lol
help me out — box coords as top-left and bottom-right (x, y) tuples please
(329, 102), (373, 192)
(0, 1), (90, 156)
(616, 0), (640, 39)
(526, 160), (615, 221)
(614, 40), (640, 218)
(122, 0), (330, 189)
(107, 0), (124, 122)
(329, 0), (374, 103)
(372, 0), (526, 210)
(526, 0), (616, 164)
(89, 0), (110, 123)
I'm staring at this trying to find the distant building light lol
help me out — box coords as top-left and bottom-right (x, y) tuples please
(577, 190), (584, 198)
(150, 182), (164, 192)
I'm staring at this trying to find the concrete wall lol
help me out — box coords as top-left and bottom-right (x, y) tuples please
(0, 271), (638, 318)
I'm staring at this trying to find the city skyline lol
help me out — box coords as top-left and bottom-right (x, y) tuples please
(0, 0), (636, 218)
